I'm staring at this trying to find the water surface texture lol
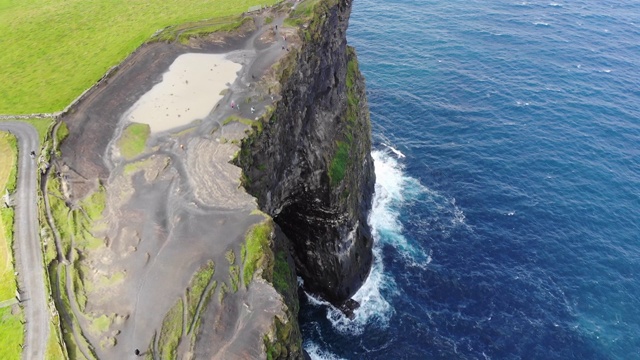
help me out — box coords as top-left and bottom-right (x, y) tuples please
(301, 0), (640, 359)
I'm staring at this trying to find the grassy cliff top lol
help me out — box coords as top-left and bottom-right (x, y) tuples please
(0, 0), (279, 114)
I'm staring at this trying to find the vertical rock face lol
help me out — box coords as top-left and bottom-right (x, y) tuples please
(238, 0), (375, 305)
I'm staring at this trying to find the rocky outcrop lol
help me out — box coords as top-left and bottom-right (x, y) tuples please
(237, 0), (374, 305)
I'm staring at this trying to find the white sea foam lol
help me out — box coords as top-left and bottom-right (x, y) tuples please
(308, 148), (467, 335)
(382, 143), (406, 158)
(371, 150), (436, 263)
(304, 244), (392, 335)
(304, 341), (346, 360)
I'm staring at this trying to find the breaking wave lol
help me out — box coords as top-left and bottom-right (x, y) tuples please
(305, 341), (346, 360)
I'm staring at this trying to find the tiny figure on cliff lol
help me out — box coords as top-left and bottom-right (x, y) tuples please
(251, 107), (255, 114)
(230, 100), (235, 109)
(30, 150), (35, 159)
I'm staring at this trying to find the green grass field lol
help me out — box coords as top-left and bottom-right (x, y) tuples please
(0, 0), (280, 114)
(0, 307), (23, 360)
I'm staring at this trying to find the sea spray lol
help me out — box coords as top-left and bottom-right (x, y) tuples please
(304, 148), (426, 337)
(305, 340), (346, 360)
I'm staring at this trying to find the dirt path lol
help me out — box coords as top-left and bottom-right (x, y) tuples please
(0, 122), (49, 360)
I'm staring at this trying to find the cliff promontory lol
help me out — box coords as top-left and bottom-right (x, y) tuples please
(35, 0), (373, 358)
(237, 0), (375, 305)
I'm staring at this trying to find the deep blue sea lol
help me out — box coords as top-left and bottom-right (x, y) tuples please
(299, 0), (640, 359)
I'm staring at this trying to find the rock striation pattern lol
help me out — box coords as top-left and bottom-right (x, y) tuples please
(238, 0), (375, 305)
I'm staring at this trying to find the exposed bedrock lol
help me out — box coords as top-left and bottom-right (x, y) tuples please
(238, 0), (375, 305)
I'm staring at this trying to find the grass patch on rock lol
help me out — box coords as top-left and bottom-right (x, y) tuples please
(80, 185), (106, 222)
(283, 0), (320, 27)
(56, 121), (69, 145)
(229, 265), (240, 293)
(242, 219), (274, 287)
(186, 261), (215, 324)
(328, 48), (363, 187)
(222, 115), (263, 133)
(98, 271), (125, 287)
(328, 141), (349, 186)
(158, 298), (183, 360)
(123, 158), (154, 176)
(272, 251), (292, 294)
(117, 123), (150, 160)
(89, 314), (113, 336)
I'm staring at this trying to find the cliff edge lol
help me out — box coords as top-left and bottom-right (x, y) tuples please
(238, 0), (375, 305)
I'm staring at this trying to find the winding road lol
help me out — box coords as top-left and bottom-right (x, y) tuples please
(0, 122), (49, 360)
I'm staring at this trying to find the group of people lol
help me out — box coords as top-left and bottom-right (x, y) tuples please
(230, 101), (256, 114)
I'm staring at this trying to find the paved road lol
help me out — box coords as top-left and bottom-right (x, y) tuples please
(0, 122), (48, 360)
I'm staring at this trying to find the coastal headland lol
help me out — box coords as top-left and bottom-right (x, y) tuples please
(1, 0), (374, 358)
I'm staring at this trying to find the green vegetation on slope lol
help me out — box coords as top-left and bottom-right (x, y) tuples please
(80, 185), (106, 222)
(328, 47), (362, 187)
(56, 121), (69, 145)
(152, 16), (255, 44)
(243, 219), (274, 287)
(272, 250), (292, 294)
(158, 299), (183, 360)
(51, 265), (97, 360)
(46, 321), (67, 360)
(283, 0), (320, 27)
(117, 123), (150, 160)
(222, 115), (264, 133)
(186, 261), (215, 326)
(46, 177), (108, 358)
(0, 132), (18, 302)
(0, 134), (22, 360)
(328, 141), (349, 186)
(47, 178), (105, 255)
(0, 0), (280, 114)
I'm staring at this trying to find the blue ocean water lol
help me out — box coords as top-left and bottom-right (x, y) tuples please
(300, 0), (640, 359)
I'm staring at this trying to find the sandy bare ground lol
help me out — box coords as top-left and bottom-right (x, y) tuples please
(124, 53), (242, 133)
(54, 4), (301, 359)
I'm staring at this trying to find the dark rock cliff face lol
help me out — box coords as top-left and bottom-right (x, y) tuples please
(238, 0), (375, 305)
